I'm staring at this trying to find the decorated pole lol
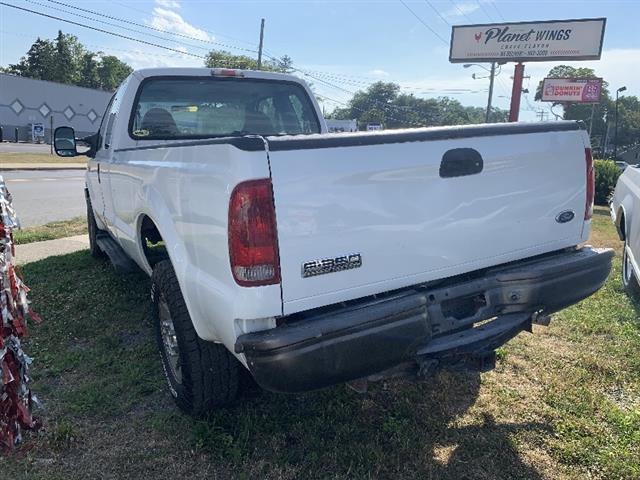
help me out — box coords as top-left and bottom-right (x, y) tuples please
(0, 176), (41, 451)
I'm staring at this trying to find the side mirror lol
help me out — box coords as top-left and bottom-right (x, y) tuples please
(54, 126), (78, 157)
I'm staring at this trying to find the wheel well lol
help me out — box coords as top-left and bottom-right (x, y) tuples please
(140, 215), (168, 268)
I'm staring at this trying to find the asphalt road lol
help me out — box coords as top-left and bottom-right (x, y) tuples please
(0, 142), (52, 154)
(1, 170), (85, 227)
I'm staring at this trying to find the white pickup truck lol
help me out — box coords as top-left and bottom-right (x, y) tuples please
(54, 68), (613, 416)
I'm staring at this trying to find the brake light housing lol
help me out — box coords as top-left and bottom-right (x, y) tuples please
(211, 68), (244, 78)
(228, 179), (280, 287)
(585, 148), (594, 220)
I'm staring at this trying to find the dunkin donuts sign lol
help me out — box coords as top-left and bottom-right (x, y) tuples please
(449, 18), (606, 63)
(541, 78), (603, 103)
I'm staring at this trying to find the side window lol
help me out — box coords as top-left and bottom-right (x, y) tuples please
(104, 112), (117, 149)
(97, 95), (115, 151)
(103, 76), (131, 150)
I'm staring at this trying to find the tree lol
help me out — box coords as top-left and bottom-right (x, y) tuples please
(97, 55), (133, 90)
(7, 37), (56, 80)
(52, 30), (75, 84)
(204, 49), (292, 73)
(77, 52), (101, 89)
(328, 81), (507, 130)
(4, 32), (132, 91)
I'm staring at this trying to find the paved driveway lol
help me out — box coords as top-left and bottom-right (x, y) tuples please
(1, 169), (85, 226)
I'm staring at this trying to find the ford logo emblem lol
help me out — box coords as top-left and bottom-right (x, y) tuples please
(556, 210), (575, 223)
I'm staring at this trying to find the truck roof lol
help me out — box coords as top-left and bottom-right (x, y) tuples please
(132, 67), (304, 83)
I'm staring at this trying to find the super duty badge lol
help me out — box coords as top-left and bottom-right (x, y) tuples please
(302, 253), (362, 278)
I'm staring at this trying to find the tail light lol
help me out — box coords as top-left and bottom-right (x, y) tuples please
(228, 179), (280, 287)
(585, 148), (594, 220)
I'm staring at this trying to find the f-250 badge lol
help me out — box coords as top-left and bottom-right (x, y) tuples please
(302, 253), (362, 278)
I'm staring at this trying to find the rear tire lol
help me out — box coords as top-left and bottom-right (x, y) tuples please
(86, 194), (105, 259)
(151, 260), (240, 416)
(622, 240), (640, 298)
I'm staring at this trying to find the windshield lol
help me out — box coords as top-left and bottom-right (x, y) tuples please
(129, 77), (321, 139)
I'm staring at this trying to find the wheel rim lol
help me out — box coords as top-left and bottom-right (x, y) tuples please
(158, 295), (182, 384)
(623, 246), (633, 286)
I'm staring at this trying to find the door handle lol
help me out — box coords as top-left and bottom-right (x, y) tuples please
(439, 148), (483, 178)
(97, 163), (101, 183)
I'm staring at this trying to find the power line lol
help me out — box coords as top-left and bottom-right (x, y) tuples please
(489, 1), (507, 21)
(0, 2), (427, 123)
(398, 0), (449, 45)
(0, 29), (198, 60)
(24, 0), (211, 53)
(0, 2), (207, 59)
(39, 0), (259, 54)
(423, 0), (451, 26)
(475, 0), (495, 22)
(1, 1), (495, 123)
(448, 0), (474, 23)
(110, 0), (262, 50)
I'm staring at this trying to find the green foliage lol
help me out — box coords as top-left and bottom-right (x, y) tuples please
(6, 31), (132, 91)
(328, 81), (508, 129)
(204, 49), (293, 73)
(594, 159), (621, 205)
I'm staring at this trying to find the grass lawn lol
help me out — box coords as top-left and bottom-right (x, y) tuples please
(0, 152), (87, 164)
(13, 217), (87, 245)
(2, 206), (638, 479)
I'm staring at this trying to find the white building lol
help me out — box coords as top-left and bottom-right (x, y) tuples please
(0, 73), (112, 142)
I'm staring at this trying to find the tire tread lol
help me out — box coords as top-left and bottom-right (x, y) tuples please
(152, 260), (239, 415)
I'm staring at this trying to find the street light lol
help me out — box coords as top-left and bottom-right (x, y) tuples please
(465, 63), (497, 123)
(614, 86), (627, 160)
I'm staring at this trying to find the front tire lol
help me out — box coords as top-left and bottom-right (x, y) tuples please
(86, 194), (105, 259)
(622, 240), (640, 298)
(151, 260), (240, 416)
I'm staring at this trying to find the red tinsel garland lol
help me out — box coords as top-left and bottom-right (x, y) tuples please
(0, 176), (41, 451)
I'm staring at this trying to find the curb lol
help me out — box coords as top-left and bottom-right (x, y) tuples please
(0, 165), (86, 171)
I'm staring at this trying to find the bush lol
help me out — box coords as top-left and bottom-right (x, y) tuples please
(594, 159), (621, 205)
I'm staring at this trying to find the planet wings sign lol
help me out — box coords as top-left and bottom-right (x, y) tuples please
(449, 18), (606, 63)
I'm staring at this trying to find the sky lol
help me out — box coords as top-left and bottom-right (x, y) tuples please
(1, 0), (639, 122)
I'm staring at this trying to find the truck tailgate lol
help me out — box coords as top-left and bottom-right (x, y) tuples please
(267, 122), (589, 314)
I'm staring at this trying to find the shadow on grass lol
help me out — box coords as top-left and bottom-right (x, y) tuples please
(14, 250), (548, 479)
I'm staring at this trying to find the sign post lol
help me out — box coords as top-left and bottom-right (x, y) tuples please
(31, 123), (45, 144)
(449, 18), (606, 122)
(508, 63), (525, 122)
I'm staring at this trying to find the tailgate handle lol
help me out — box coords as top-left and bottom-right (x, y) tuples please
(440, 148), (483, 178)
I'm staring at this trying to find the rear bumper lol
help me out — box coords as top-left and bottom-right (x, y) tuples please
(235, 247), (614, 393)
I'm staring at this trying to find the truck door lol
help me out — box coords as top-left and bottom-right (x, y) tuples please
(98, 79), (129, 232)
(87, 94), (114, 225)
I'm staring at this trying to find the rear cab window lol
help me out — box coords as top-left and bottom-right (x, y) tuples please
(129, 76), (321, 140)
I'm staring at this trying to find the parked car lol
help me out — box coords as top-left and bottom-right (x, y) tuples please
(54, 67), (613, 416)
(615, 161), (629, 172)
(611, 165), (640, 295)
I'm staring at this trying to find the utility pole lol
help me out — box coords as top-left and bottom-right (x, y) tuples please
(588, 103), (596, 138)
(257, 18), (265, 70)
(485, 62), (495, 123)
(614, 86), (627, 160)
(50, 115), (54, 155)
(508, 63), (525, 122)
